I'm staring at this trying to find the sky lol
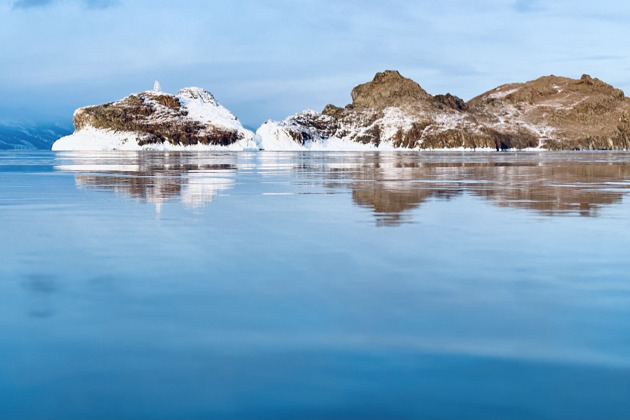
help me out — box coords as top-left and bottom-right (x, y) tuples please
(1, 0), (630, 128)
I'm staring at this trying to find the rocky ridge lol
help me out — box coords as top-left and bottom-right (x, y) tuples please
(257, 70), (630, 151)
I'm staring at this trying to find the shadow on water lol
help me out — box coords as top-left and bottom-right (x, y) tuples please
(54, 151), (630, 225)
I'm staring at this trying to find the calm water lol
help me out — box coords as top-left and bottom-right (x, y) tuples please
(1, 150), (630, 419)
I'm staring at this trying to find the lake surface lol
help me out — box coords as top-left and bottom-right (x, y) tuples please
(1, 150), (630, 419)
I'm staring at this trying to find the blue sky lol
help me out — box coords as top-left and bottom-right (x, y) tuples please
(1, 0), (630, 127)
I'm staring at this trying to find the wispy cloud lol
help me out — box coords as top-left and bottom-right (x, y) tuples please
(83, 0), (118, 10)
(12, 0), (118, 10)
(513, 0), (543, 13)
(12, 0), (54, 9)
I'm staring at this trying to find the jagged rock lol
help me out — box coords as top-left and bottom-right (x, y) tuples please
(255, 110), (341, 151)
(52, 87), (256, 151)
(257, 70), (630, 151)
(349, 70), (432, 110)
(434, 93), (467, 111)
(469, 74), (630, 150)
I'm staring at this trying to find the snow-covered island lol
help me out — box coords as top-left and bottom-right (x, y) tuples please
(258, 71), (630, 151)
(52, 83), (256, 151)
(53, 72), (630, 151)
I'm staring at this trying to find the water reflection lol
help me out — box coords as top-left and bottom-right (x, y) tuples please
(55, 152), (249, 212)
(316, 153), (630, 223)
(350, 181), (462, 226)
(470, 163), (630, 216)
(55, 151), (630, 224)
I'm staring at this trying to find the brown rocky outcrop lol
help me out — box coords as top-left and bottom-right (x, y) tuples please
(349, 70), (432, 110)
(73, 90), (244, 146)
(469, 74), (630, 150)
(257, 71), (630, 151)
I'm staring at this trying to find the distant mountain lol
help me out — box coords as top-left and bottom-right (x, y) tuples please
(0, 123), (72, 150)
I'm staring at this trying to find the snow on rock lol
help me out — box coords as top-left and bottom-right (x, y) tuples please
(255, 71), (514, 151)
(175, 87), (244, 132)
(468, 74), (630, 150)
(256, 110), (397, 151)
(256, 121), (385, 151)
(54, 72), (630, 152)
(52, 86), (257, 151)
(256, 120), (307, 151)
(258, 71), (630, 151)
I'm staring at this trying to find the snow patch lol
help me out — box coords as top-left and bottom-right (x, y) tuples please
(378, 107), (415, 138)
(255, 107), (494, 151)
(176, 87), (244, 132)
(488, 88), (519, 99)
(255, 112), (390, 151)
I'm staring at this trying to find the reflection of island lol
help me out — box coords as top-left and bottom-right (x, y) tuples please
(55, 151), (630, 225)
(468, 163), (629, 216)
(55, 152), (241, 212)
(352, 184), (461, 226)
(312, 153), (630, 225)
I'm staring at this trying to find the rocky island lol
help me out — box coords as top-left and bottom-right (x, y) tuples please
(52, 83), (256, 151)
(53, 72), (630, 151)
(258, 71), (630, 151)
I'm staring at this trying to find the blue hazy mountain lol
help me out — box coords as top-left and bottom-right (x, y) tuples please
(0, 122), (72, 150)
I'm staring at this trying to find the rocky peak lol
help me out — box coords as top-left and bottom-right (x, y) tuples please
(177, 87), (219, 106)
(579, 74), (607, 88)
(434, 93), (467, 111)
(465, 74), (630, 150)
(469, 74), (625, 109)
(350, 70), (431, 110)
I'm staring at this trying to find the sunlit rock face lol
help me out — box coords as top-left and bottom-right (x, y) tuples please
(468, 74), (630, 150)
(52, 87), (256, 151)
(257, 71), (630, 151)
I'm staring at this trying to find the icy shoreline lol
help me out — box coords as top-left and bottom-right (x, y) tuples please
(52, 126), (509, 152)
(52, 126), (259, 151)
